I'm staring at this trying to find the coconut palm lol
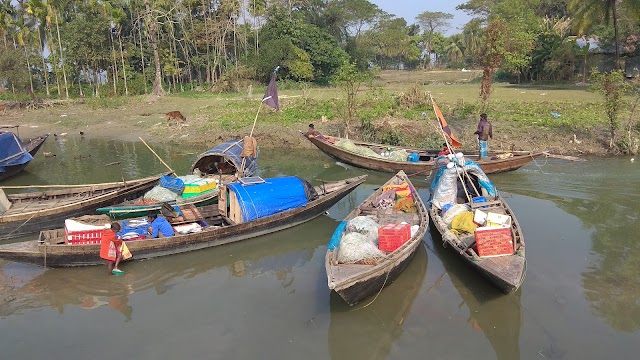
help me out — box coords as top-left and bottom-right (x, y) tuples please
(569, 0), (640, 69)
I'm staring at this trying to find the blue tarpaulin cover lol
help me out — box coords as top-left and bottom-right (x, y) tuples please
(191, 139), (258, 177)
(160, 175), (185, 194)
(0, 132), (33, 173)
(226, 176), (309, 222)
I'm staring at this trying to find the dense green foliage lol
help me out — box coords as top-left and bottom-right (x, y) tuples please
(0, 0), (638, 99)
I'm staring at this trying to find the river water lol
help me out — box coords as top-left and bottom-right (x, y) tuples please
(1, 136), (639, 359)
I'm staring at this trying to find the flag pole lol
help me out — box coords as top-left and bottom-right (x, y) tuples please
(249, 96), (269, 138)
(427, 94), (479, 200)
(240, 67), (279, 177)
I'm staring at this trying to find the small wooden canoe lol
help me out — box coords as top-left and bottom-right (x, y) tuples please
(326, 170), (428, 305)
(0, 174), (163, 240)
(306, 135), (542, 175)
(0, 133), (49, 181)
(95, 176), (232, 220)
(0, 175), (367, 267)
(427, 160), (526, 294)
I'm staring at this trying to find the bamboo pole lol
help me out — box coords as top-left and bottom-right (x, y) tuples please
(139, 137), (174, 173)
(426, 95), (480, 200)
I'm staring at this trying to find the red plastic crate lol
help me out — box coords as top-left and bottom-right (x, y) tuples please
(378, 223), (411, 252)
(65, 226), (104, 245)
(474, 226), (514, 257)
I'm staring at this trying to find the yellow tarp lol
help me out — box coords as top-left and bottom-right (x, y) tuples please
(450, 211), (478, 235)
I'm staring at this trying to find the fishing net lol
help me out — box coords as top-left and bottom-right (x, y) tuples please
(144, 186), (180, 202)
(178, 175), (203, 183)
(335, 139), (382, 158)
(387, 149), (409, 162)
(337, 232), (385, 264)
(347, 216), (380, 243)
(443, 204), (471, 227)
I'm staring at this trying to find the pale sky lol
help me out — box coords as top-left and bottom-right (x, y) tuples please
(369, 0), (472, 35)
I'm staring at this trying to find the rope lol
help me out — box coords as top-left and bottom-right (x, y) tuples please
(352, 261), (395, 310)
(531, 154), (549, 174)
(5, 211), (38, 238)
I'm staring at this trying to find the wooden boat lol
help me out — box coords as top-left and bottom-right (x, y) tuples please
(0, 133), (49, 181)
(305, 135), (542, 175)
(328, 243), (427, 359)
(326, 170), (428, 305)
(0, 175), (367, 267)
(95, 189), (218, 220)
(0, 174), (163, 240)
(190, 139), (258, 177)
(427, 157), (526, 294)
(95, 139), (258, 220)
(0, 216), (333, 317)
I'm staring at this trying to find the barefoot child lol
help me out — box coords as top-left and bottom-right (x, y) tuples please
(100, 222), (124, 275)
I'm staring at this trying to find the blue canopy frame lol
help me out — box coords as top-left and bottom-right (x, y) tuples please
(190, 139), (258, 177)
(0, 132), (33, 173)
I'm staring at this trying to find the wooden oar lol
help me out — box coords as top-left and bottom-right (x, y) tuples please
(138, 137), (174, 173)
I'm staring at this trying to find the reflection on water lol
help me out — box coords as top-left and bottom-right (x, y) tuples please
(493, 158), (640, 333)
(328, 245), (427, 360)
(0, 216), (329, 320)
(1, 140), (640, 359)
(431, 229), (522, 360)
(0, 136), (201, 188)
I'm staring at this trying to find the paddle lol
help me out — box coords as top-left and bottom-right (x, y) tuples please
(139, 137), (174, 174)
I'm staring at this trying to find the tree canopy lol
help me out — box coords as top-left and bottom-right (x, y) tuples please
(0, 0), (638, 98)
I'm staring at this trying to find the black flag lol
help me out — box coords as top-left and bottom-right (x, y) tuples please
(263, 70), (279, 111)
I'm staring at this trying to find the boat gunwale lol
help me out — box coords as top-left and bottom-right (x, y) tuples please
(307, 135), (543, 173)
(0, 175), (368, 266)
(0, 175), (163, 222)
(326, 170), (428, 292)
(428, 193), (526, 293)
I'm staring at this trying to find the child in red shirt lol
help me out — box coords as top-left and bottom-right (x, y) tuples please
(100, 222), (123, 275)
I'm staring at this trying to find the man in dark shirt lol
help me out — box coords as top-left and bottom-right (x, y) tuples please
(474, 113), (493, 158)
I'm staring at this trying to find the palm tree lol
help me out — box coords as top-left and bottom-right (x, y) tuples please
(569, 0), (640, 69)
(0, 0), (15, 50)
(26, 0), (50, 96)
(13, 1), (35, 96)
(49, 0), (69, 98)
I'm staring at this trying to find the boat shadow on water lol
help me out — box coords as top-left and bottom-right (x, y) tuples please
(0, 219), (330, 320)
(430, 226), (523, 360)
(328, 244), (427, 360)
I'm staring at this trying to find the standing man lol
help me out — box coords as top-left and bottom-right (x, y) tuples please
(474, 113), (493, 159)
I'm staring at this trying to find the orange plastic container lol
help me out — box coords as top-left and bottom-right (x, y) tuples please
(474, 226), (514, 257)
(378, 223), (411, 252)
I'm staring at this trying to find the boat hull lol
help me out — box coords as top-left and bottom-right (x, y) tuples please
(326, 171), (428, 305)
(329, 240), (420, 306)
(307, 136), (541, 175)
(0, 177), (161, 240)
(428, 202), (526, 294)
(0, 176), (367, 267)
(0, 134), (48, 181)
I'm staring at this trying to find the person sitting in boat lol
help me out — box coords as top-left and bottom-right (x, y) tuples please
(438, 143), (451, 156)
(304, 123), (331, 142)
(147, 211), (175, 238)
(100, 222), (124, 275)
